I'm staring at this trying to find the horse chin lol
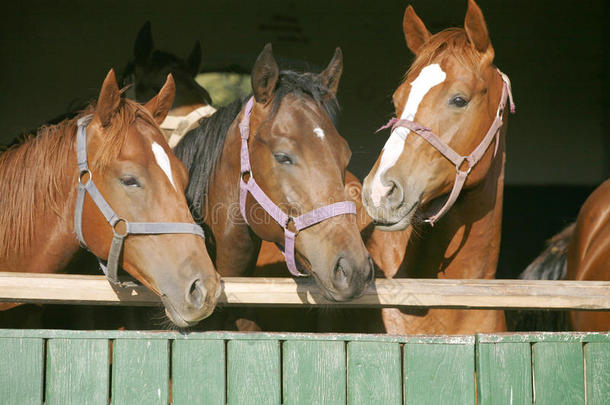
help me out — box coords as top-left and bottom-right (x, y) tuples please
(370, 201), (418, 231)
(161, 295), (213, 328)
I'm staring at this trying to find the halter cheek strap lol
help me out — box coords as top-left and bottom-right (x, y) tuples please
(238, 97), (357, 277)
(376, 69), (515, 226)
(74, 115), (206, 287)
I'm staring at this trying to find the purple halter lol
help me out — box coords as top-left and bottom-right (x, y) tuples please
(377, 69), (515, 226)
(239, 97), (357, 276)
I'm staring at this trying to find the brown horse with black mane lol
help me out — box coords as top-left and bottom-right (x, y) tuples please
(0, 70), (219, 327)
(361, 0), (514, 334)
(174, 44), (374, 302)
(521, 179), (610, 331)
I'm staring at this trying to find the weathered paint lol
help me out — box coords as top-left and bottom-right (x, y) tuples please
(0, 330), (607, 405)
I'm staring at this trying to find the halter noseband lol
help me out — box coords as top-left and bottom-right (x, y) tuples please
(377, 69), (515, 226)
(74, 115), (206, 287)
(239, 97), (357, 277)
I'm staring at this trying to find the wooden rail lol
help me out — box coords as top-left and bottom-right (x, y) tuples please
(0, 272), (609, 310)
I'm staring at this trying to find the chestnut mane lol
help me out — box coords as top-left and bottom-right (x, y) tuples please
(0, 98), (157, 259)
(406, 28), (491, 80)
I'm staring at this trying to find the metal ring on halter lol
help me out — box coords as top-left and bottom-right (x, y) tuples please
(456, 157), (473, 175)
(112, 218), (129, 238)
(78, 169), (92, 186)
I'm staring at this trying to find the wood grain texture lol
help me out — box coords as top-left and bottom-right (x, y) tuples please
(111, 339), (169, 405)
(0, 337), (44, 405)
(0, 272), (609, 310)
(476, 342), (532, 404)
(45, 338), (109, 405)
(404, 342), (475, 405)
(283, 340), (346, 405)
(227, 339), (280, 405)
(347, 341), (401, 405)
(172, 340), (225, 405)
(532, 342), (584, 405)
(584, 342), (610, 405)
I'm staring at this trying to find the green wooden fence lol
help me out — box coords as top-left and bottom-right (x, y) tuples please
(0, 330), (608, 404)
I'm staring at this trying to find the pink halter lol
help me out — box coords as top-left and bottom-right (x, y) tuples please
(239, 97), (357, 276)
(377, 70), (515, 226)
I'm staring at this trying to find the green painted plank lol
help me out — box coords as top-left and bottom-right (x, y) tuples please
(476, 342), (532, 405)
(112, 339), (169, 405)
(478, 332), (610, 344)
(283, 340), (346, 405)
(227, 339), (280, 405)
(0, 328), (478, 343)
(45, 338), (109, 405)
(347, 341), (401, 405)
(0, 337), (44, 405)
(172, 339), (225, 405)
(584, 342), (610, 405)
(404, 343), (475, 405)
(532, 342), (584, 405)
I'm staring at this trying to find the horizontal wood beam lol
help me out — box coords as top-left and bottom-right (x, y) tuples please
(0, 272), (609, 310)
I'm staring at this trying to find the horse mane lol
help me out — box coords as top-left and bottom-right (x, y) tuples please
(0, 98), (155, 260)
(406, 28), (489, 79)
(174, 69), (339, 222)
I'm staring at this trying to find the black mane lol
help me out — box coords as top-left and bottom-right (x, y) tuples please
(173, 69), (339, 222)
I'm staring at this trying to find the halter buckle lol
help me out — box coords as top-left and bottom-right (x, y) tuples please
(456, 157), (473, 175)
(78, 169), (92, 186)
(112, 218), (129, 238)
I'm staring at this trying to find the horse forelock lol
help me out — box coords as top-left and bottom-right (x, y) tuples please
(0, 98), (155, 260)
(405, 28), (488, 82)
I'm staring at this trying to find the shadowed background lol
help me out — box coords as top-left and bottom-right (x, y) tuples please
(0, 0), (607, 277)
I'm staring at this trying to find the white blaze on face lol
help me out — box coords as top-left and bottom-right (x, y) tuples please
(313, 127), (325, 139)
(151, 142), (176, 192)
(370, 63), (446, 206)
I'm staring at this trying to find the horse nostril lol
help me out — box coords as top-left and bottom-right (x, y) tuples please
(367, 256), (375, 282)
(187, 278), (206, 309)
(385, 178), (404, 207)
(332, 257), (352, 290)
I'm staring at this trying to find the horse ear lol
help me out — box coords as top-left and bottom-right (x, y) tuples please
(187, 41), (202, 77)
(251, 43), (279, 105)
(319, 47), (343, 97)
(134, 21), (154, 65)
(403, 5), (431, 55)
(464, 0), (492, 55)
(95, 69), (121, 127)
(144, 74), (176, 125)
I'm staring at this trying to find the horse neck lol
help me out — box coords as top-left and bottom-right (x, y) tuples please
(402, 127), (506, 280)
(203, 116), (261, 276)
(0, 132), (81, 272)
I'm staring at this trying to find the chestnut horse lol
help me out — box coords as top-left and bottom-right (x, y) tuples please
(174, 44), (374, 302)
(361, 0), (514, 334)
(0, 70), (219, 327)
(120, 21), (216, 147)
(521, 179), (610, 331)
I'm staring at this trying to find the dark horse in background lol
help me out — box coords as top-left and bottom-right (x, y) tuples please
(519, 179), (610, 331)
(120, 22), (216, 147)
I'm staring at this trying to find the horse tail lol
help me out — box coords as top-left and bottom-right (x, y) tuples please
(510, 224), (575, 332)
(520, 223), (574, 281)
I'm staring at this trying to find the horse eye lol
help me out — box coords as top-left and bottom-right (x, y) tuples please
(120, 175), (141, 188)
(450, 96), (469, 108)
(274, 153), (294, 165)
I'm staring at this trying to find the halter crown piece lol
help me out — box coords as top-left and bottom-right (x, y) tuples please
(74, 115), (206, 287)
(239, 97), (357, 277)
(376, 69), (515, 226)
